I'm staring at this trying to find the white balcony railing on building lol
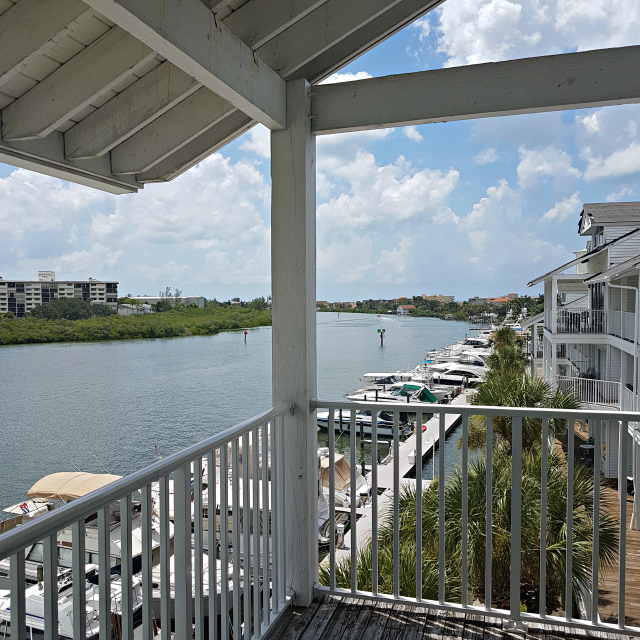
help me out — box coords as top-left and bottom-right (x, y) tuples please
(610, 311), (636, 342)
(556, 308), (606, 334)
(557, 376), (620, 407)
(0, 403), (292, 640)
(621, 385), (636, 413)
(313, 399), (640, 637)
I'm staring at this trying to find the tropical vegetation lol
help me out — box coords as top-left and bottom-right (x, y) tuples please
(0, 302), (271, 345)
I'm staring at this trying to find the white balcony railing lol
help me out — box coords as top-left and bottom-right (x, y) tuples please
(610, 310), (636, 342)
(621, 385), (637, 413)
(3, 400), (640, 639)
(557, 376), (620, 407)
(313, 399), (640, 636)
(0, 402), (292, 640)
(556, 308), (606, 334)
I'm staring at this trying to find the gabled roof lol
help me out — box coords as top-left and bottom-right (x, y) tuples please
(527, 228), (640, 287)
(579, 202), (640, 235)
(398, 304), (416, 309)
(585, 253), (640, 283)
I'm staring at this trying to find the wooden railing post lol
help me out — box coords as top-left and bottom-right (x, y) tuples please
(271, 78), (317, 606)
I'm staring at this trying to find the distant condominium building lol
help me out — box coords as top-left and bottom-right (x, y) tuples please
(422, 294), (455, 303)
(0, 272), (118, 318)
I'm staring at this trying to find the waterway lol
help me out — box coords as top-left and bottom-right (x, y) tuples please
(0, 313), (470, 509)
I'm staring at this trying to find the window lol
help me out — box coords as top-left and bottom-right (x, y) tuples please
(26, 542), (43, 563)
(58, 546), (72, 568)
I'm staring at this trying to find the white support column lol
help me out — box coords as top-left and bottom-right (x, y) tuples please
(270, 79), (317, 607)
(551, 276), (558, 335)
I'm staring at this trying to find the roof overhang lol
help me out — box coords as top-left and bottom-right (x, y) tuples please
(585, 253), (640, 283)
(527, 228), (640, 287)
(520, 312), (543, 329)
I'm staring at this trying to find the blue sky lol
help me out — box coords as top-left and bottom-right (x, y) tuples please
(2, 0), (640, 301)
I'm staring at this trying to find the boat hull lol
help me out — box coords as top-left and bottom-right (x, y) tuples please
(316, 411), (396, 437)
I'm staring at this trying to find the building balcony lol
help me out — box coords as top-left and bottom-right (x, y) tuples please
(1, 401), (639, 640)
(610, 311), (636, 343)
(557, 376), (620, 408)
(556, 309), (606, 334)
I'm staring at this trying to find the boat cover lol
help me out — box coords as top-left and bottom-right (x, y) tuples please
(320, 454), (351, 491)
(28, 472), (122, 501)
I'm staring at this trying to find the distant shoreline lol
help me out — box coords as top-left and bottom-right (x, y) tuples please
(0, 307), (271, 346)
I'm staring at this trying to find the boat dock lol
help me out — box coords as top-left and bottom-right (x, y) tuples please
(333, 392), (471, 565)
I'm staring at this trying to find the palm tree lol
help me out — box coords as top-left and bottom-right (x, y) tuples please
(467, 371), (580, 451)
(489, 326), (524, 350)
(321, 445), (618, 615)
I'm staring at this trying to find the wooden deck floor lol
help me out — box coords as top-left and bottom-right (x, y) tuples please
(263, 595), (632, 640)
(598, 488), (640, 626)
(572, 422), (640, 626)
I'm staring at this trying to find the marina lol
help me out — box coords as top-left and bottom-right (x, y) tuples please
(0, 315), (479, 634)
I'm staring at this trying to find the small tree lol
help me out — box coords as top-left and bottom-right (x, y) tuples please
(91, 303), (115, 317)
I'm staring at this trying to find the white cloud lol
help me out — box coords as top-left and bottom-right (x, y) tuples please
(455, 179), (571, 279)
(583, 142), (640, 180)
(403, 126), (424, 142)
(317, 236), (374, 282)
(606, 186), (635, 202)
(318, 151), (459, 232)
(316, 151), (459, 284)
(239, 125), (270, 158)
(473, 147), (499, 164)
(321, 71), (373, 84)
(0, 154), (271, 294)
(60, 243), (124, 273)
(541, 192), (582, 223)
(435, 0), (640, 68)
(412, 16), (432, 41)
(376, 238), (413, 282)
(516, 146), (581, 189)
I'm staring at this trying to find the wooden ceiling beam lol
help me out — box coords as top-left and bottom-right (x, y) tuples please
(312, 45), (640, 134)
(83, 0), (286, 130)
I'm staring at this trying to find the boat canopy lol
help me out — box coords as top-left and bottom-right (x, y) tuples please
(28, 472), (122, 502)
(417, 388), (437, 403)
(320, 454), (351, 492)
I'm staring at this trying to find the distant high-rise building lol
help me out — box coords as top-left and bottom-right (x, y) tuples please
(0, 273), (118, 317)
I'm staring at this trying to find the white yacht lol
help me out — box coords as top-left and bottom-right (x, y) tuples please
(347, 381), (444, 403)
(429, 363), (487, 387)
(0, 565), (160, 640)
(0, 473), (166, 590)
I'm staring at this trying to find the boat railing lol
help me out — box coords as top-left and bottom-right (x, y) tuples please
(313, 399), (640, 637)
(0, 402), (293, 640)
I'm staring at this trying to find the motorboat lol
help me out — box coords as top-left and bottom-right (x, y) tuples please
(316, 408), (411, 437)
(318, 448), (370, 509)
(353, 372), (415, 393)
(347, 381), (445, 403)
(429, 364), (486, 387)
(0, 565), (160, 640)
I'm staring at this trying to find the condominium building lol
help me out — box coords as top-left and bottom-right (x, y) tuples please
(527, 202), (640, 479)
(0, 272), (118, 317)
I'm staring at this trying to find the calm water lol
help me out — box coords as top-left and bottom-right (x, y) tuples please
(0, 313), (469, 508)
